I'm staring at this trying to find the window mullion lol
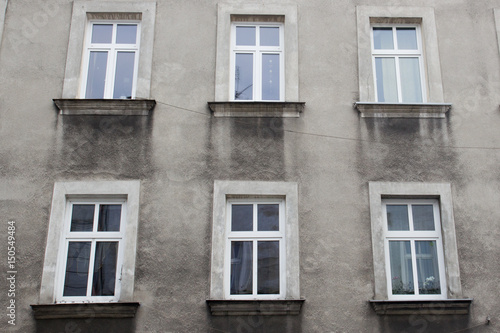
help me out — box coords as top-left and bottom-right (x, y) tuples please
(253, 239), (258, 296)
(395, 56), (403, 103)
(410, 240), (419, 296)
(86, 240), (97, 297)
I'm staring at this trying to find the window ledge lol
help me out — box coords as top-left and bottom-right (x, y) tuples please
(208, 102), (305, 118)
(369, 299), (473, 315)
(53, 99), (156, 116)
(30, 302), (140, 319)
(206, 299), (305, 316)
(354, 102), (451, 118)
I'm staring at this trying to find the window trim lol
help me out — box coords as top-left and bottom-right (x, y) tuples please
(39, 180), (141, 304)
(215, 3), (299, 102)
(210, 181), (300, 302)
(368, 182), (463, 302)
(61, 1), (156, 100)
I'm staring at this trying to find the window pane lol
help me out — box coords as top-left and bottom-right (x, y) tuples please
(375, 57), (398, 103)
(63, 242), (91, 296)
(91, 24), (113, 43)
(231, 204), (253, 231)
(261, 54), (280, 100)
(416, 241), (441, 294)
(260, 27), (279, 46)
(373, 27), (394, 49)
(399, 57), (423, 103)
(236, 26), (256, 46)
(98, 205), (121, 231)
(386, 205), (409, 231)
(412, 205), (435, 231)
(85, 51), (108, 99)
(230, 241), (253, 294)
(389, 241), (414, 295)
(92, 242), (118, 296)
(257, 204), (279, 231)
(234, 53), (253, 100)
(397, 28), (418, 50)
(258, 241), (280, 294)
(116, 24), (137, 44)
(113, 51), (135, 99)
(70, 204), (95, 232)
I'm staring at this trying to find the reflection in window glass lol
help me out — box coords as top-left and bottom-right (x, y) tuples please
(412, 205), (435, 230)
(416, 241), (441, 294)
(85, 51), (108, 99)
(261, 54), (280, 100)
(71, 204), (95, 232)
(386, 205), (409, 231)
(91, 24), (113, 43)
(236, 26), (256, 46)
(389, 240), (414, 295)
(396, 28), (417, 50)
(234, 53), (254, 100)
(98, 205), (121, 231)
(116, 24), (137, 44)
(260, 27), (280, 46)
(258, 204), (279, 231)
(375, 57), (398, 103)
(63, 242), (91, 296)
(257, 241), (280, 294)
(399, 57), (422, 103)
(373, 27), (394, 49)
(92, 242), (118, 296)
(231, 204), (253, 231)
(230, 241), (253, 294)
(113, 52), (135, 99)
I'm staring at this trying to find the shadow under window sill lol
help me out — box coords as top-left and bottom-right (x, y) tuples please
(369, 299), (473, 315)
(54, 99), (156, 116)
(31, 302), (140, 319)
(354, 102), (451, 118)
(206, 299), (305, 316)
(208, 101), (305, 118)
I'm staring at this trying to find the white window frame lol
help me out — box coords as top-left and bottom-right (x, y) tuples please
(356, 6), (445, 104)
(215, 3), (299, 102)
(371, 24), (427, 103)
(39, 181), (141, 304)
(368, 182), (463, 301)
(382, 199), (446, 300)
(210, 180), (300, 301)
(61, 1), (156, 99)
(230, 22), (285, 101)
(80, 21), (141, 99)
(225, 198), (286, 299)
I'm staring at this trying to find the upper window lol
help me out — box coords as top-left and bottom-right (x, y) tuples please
(226, 199), (285, 299)
(82, 22), (140, 99)
(383, 199), (446, 300)
(372, 25), (425, 103)
(231, 23), (284, 101)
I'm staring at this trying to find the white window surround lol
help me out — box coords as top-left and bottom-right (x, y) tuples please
(0, 0), (7, 50)
(39, 180), (141, 305)
(368, 182), (463, 301)
(355, 6), (451, 118)
(214, 3), (299, 103)
(61, 1), (156, 100)
(210, 180), (300, 302)
(493, 9), (500, 63)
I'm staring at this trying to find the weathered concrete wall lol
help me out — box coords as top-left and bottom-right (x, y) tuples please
(0, 0), (499, 332)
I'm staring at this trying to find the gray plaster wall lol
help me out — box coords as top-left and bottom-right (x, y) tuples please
(0, 0), (500, 332)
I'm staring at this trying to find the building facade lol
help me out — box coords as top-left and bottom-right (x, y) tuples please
(1, 0), (500, 332)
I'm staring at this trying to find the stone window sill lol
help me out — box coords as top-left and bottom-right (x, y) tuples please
(31, 302), (140, 319)
(354, 102), (451, 118)
(53, 99), (156, 116)
(369, 299), (473, 315)
(206, 299), (305, 316)
(208, 102), (305, 117)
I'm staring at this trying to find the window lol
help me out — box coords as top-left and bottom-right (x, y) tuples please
(355, 6), (451, 118)
(82, 22), (140, 99)
(208, 180), (303, 315)
(226, 199), (284, 299)
(58, 199), (126, 302)
(383, 199), (446, 300)
(368, 182), (471, 315)
(372, 25), (425, 103)
(231, 23), (284, 101)
(35, 181), (141, 318)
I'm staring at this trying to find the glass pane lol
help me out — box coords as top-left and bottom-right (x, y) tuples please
(386, 205), (409, 231)
(231, 204), (253, 231)
(113, 52), (135, 99)
(98, 205), (122, 231)
(416, 241), (441, 294)
(399, 57), (423, 103)
(261, 54), (280, 100)
(230, 241), (253, 294)
(258, 241), (280, 294)
(92, 242), (118, 296)
(373, 27), (394, 49)
(397, 28), (418, 50)
(389, 241), (414, 295)
(234, 53), (253, 100)
(258, 204), (279, 231)
(70, 204), (95, 232)
(236, 26), (256, 46)
(91, 24), (113, 43)
(116, 24), (137, 44)
(63, 242), (91, 296)
(260, 27), (280, 46)
(412, 205), (435, 231)
(375, 57), (398, 102)
(85, 51), (108, 99)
